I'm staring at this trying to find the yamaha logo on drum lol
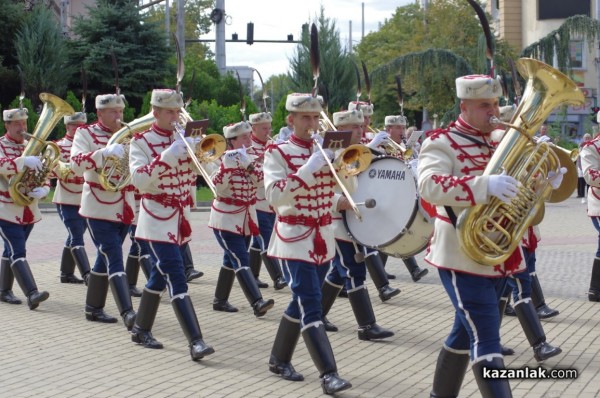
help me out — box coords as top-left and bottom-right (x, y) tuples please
(368, 168), (406, 180)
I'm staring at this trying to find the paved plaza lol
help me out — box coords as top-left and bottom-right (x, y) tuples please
(1, 195), (599, 397)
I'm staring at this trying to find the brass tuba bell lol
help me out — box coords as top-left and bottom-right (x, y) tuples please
(456, 58), (585, 266)
(9, 93), (74, 206)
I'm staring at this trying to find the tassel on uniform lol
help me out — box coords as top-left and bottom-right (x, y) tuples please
(23, 206), (34, 224)
(249, 217), (260, 237)
(122, 201), (135, 225)
(504, 247), (523, 274)
(313, 228), (327, 257)
(180, 216), (192, 240)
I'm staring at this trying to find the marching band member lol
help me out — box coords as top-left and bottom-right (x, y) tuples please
(348, 100), (374, 144)
(124, 206), (154, 297)
(320, 109), (394, 341)
(382, 115), (429, 283)
(580, 132), (600, 302)
(248, 111), (286, 290)
(53, 112), (91, 285)
(0, 107), (50, 309)
(209, 121), (275, 317)
(128, 88), (214, 361)
(71, 93), (136, 330)
(418, 75), (523, 396)
(265, 93), (351, 394)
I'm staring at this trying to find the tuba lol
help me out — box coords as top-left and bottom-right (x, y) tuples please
(98, 111), (154, 192)
(456, 58), (584, 266)
(9, 93), (74, 206)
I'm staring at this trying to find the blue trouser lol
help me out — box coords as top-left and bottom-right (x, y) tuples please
(439, 269), (507, 360)
(0, 220), (33, 261)
(326, 240), (367, 290)
(281, 259), (329, 328)
(213, 229), (249, 271)
(507, 247), (534, 302)
(128, 224), (152, 259)
(592, 216), (600, 257)
(250, 210), (275, 252)
(146, 241), (188, 297)
(86, 218), (129, 276)
(56, 204), (87, 247)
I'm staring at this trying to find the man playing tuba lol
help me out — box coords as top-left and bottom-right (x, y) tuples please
(0, 107), (50, 310)
(70, 93), (136, 331)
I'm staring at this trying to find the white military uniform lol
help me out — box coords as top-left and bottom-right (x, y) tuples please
(418, 117), (525, 276)
(581, 137), (600, 215)
(70, 122), (135, 223)
(250, 135), (273, 215)
(53, 135), (84, 206)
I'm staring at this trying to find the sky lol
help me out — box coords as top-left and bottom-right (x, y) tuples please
(196, 0), (416, 80)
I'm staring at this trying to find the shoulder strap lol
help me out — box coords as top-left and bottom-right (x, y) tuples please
(448, 129), (493, 149)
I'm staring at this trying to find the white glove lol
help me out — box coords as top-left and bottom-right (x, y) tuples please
(547, 167), (567, 190)
(301, 150), (333, 174)
(236, 145), (252, 169)
(488, 173), (520, 203)
(102, 143), (125, 159)
(311, 132), (324, 147)
(366, 131), (390, 149)
(222, 150), (241, 168)
(27, 186), (49, 199)
(160, 139), (188, 163)
(22, 156), (43, 172)
(275, 138), (286, 145)
(537, 135), (552, 143)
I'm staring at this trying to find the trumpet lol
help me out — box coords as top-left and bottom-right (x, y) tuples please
(172, 116), (225, 198)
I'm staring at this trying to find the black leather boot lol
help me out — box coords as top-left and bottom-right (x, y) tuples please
(430, 346), (470, 398)
(60, 246), (83, 283)
(379, 252), (395, 279)
(365, 253), (400, 302)
(403, 256), (429, 282)
(497, 294), (514, 356)
(85, 271), (117, 323)
(472, 357), (513, 398)
(249, 248), (268, 288)
(269, 315), (304, 381)
(530, 273), (559, 319)
(0, 257), (21, 304)
(514, 299), (562, 362)
(125, 255), (143, 298)
(588, 258), (600, 302)
(131, 288), (163, 349)
(349, 286), (394, 341)
(504, 303), (516, 316)
(236, 267), (274, 317)
(321, 279), (342, 332)
(182, 243), (203, 282)
(213, 266), (238, 312)
(172, 295), (215, 361)
(109, 273), (137, 330)
(302, 323), (352, 395)
(12, 259), (49, 310)
(71, 246), (91, 286)
(139, 255), (154, 280)
(261, 252), (286, 290)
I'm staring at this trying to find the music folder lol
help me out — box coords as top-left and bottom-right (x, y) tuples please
(322, 131), (352, 151)
(184, 119), (210, 137)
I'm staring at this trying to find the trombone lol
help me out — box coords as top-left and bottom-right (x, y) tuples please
(174, 110), (226, 198)
(385, 139), (413, 159)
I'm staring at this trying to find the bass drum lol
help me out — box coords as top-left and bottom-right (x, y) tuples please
(343, 156), (434, 258)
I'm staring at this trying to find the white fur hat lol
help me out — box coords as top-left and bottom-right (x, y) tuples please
(499, 105), (517, 123)
(3, 108), (28, 122)
(64, 112), (87, 125)
(150, 89), (184, 109)
(249, 112), (273, 124)
(223, 121), (252, 139)
(285, 93), (323, 113)
(95, 94), (126, 110)
(455, 75), (502, 99)
(333, 110), (364, 127)
(348, 101), (374, 116)
(384, 115), (407, 126)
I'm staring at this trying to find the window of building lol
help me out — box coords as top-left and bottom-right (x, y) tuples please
(538, 0), (590, 19)
(569, 40), (585, 69)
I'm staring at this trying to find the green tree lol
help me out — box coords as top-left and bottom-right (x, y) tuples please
(0, 1), (27, 107)
(67, 0), (171, 111)
(288, 7), (355, 112)
(15, 5), (73, 107)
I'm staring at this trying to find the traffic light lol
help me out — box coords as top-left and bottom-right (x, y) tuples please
(232, 33), (238, 41)
(246, 22), (254, 45)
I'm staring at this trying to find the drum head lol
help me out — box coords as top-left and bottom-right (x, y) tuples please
(344, 157), (418, 248)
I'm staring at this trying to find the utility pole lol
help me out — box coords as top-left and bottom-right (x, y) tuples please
(215, 0), (226, 74)
(165, 0), (170, 47)
(176, 0), (185, 57)
(349, 20), (352, 53)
